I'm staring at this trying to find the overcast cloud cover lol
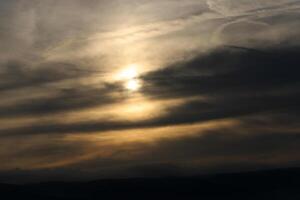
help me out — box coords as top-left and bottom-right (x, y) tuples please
(0, 0), (300, 183)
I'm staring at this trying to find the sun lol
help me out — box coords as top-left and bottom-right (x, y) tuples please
(117, 64), (142, 92)
(125, 79), (141, 91)
(118, 65), (138, 80)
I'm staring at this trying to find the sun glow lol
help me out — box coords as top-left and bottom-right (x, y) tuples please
(125, 79), (141, 91)
(117, 64), (142, 91)
(119, 66), (138, 80)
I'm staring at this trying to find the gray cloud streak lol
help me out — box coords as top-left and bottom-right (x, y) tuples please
(0, 46), (299, 137)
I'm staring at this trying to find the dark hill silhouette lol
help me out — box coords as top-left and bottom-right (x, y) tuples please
(1, 167), (300, 200)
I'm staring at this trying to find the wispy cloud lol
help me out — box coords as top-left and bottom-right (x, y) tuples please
(0, 0), (300, 182)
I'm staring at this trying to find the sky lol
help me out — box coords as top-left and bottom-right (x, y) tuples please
(0, 0), (300, 183)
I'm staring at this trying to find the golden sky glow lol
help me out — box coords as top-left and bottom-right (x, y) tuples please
(117, 65), (142, 91)
(0, 0), (300, 182)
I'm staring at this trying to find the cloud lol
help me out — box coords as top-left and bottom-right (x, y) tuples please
(0, 61), (92, 92)
(0, 86), (120, 119)
(4, 115), (297, 183)
(143, 46), (300, 99)
(207, 0), (300, 16)
(0, 45), (299, 137)
(0, 59), (127, 120)
(0, 0), (300, 182)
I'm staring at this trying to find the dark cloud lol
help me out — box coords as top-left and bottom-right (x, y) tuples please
(145, 127), (300, 161)
(0, 61), (94, 92)
(1, 0), (300, 183)
(76, 111), (300, 176)
(5, 116), (297, 183)
(0, 59), (129, 119)
(2, 91), (299, 137)
(1, 45), (299, 137)
(0, 85), (122, 119)
(120, 128), (300, 179)
(143, 46), (300, 99)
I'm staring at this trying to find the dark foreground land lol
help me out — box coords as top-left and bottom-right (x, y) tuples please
(1, 168), (300, 200)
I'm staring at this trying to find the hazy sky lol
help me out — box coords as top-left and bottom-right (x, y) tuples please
(0, 0), (300, 183)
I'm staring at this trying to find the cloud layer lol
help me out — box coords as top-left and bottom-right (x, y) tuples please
(0, 0), (300, 182)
